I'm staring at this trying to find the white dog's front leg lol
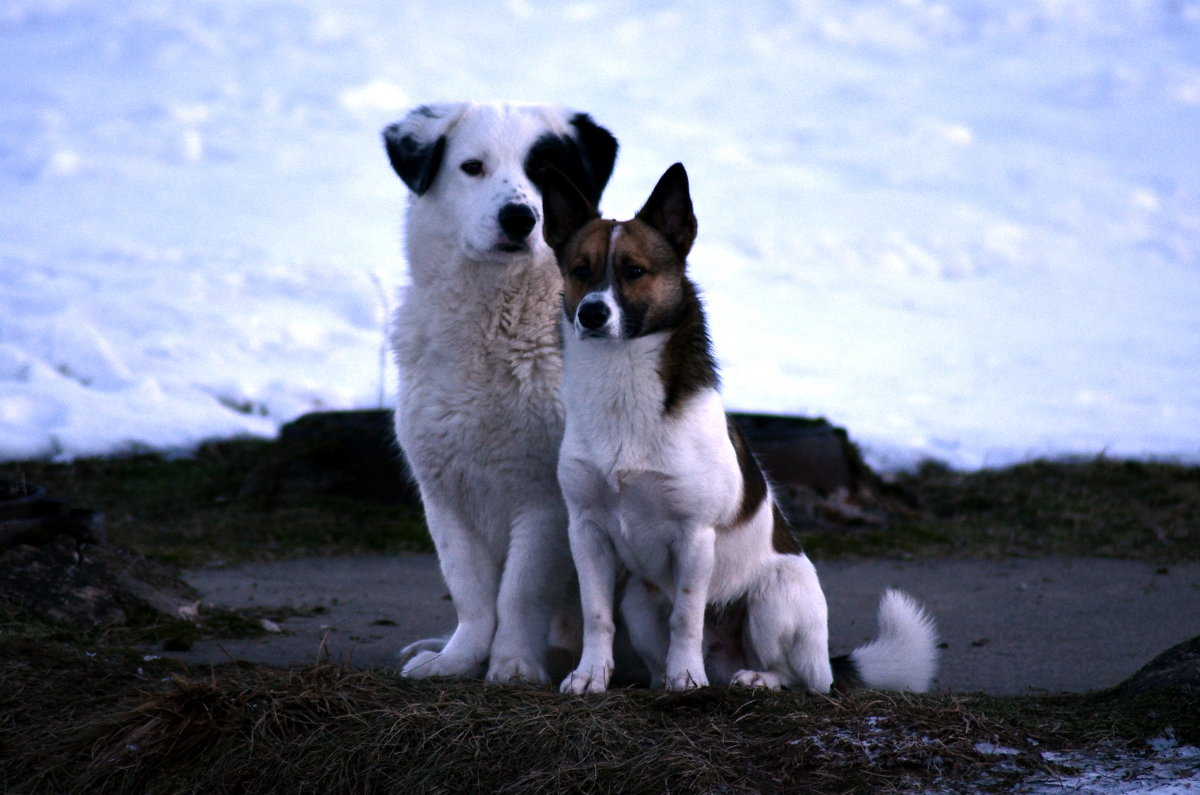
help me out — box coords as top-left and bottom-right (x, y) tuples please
(402, 498), (498, 680)
(664, 526), (715, 690)
(560, 516), (619, 694)
(488, 502), (571, 685)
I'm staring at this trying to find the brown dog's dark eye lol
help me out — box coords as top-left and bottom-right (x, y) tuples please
(622, 265), (646, 281)
(460, 159), (484, 176)
(570, 265), (590, 281)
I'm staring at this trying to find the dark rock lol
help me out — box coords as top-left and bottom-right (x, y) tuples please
(729, 413), (915, 534)
(2, 479), (195, 627)
(1116, 635), (1200, 695)
(0, 478), (46, 519)
(731, 414), (865, 493)
(1, 534), (199, 627)
(242, 410), (909, 533)
(240, 409), (420, 508)
(2, 478), (108, 549)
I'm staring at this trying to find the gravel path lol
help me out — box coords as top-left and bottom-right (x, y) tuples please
(165, 555), (1200, 695)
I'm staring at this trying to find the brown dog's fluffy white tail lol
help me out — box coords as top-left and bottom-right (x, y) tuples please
(833, 589), (939, 692)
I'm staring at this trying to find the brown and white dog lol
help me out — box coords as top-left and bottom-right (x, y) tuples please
(542, 163), (939, 693)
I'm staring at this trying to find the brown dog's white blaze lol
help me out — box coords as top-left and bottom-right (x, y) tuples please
(554, 220), (690, 339)
(553, 218), (615, 322)
(543, 175), (689, 340)
(540, 163), (691, 338)
(542, 163), (716, 392)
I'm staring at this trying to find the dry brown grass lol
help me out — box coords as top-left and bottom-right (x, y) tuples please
(893, 458), (1200, 560)
(1, 640), (1078, 794)
(5, 439), (1199, 792)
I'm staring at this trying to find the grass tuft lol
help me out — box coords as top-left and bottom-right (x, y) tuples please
(2, 439), (430, 566)
(7, 641), (1135, 794)
(883, 457), (1200, 560)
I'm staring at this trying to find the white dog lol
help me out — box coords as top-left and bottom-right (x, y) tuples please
(541, 163), (938, 693)
(382, 102), (618, 684)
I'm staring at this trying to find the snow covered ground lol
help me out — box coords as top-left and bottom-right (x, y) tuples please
(2, 0), (1199, 470)
(1011, 734), (1200, 794)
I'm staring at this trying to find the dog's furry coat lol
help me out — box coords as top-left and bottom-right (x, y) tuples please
(542, 163), (938, 693)
(383, 102), (617, 683)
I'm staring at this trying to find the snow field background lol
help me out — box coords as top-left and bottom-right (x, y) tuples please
(2, 0), (1199, 470)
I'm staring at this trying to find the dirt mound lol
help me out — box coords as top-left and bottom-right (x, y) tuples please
(1, 478), (197, 627)
(1118, 635), (1200, 695)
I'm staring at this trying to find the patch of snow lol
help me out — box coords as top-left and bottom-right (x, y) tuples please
(1028, 735), (1200, 794)
(976, 741), (1022, 756)
(2, 1), (1199, 467)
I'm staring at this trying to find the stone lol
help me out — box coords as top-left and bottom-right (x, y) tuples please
(240, 409), (420, 507)
(1, 479), (197, 627)
(1117, 635), (1200, 695)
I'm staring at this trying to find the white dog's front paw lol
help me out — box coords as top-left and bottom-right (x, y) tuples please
(665, 666), (708, 691)
(397, 637), (447, 669)
(731, 669), (786, 690)
(400, 650), (484, 679)
(487, 656), (550, 685)
(560, 661), (613, 694)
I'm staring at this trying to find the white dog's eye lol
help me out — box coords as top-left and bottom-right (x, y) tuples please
(460, 159), (484, 176)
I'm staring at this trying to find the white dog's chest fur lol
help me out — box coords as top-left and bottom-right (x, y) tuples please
(558, 329), (765, 601)
(393, 258), (564, 494)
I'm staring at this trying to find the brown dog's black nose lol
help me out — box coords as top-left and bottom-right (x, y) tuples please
(498, 202), (537, 241)
(577, 300), (610, 330)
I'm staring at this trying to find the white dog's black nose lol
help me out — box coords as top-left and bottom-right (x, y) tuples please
(498, 202), (537, 242)
(577, 301), (610, 331)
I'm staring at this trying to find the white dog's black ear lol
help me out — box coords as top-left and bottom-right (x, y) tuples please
(567, 113), (618, 204)
(526, 113), (618, 208)
(541, 167), (599, 256)
(635, 163), (697, 261)
(382, 103), (467, 195)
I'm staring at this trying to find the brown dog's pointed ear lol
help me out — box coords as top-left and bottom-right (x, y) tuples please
(541, 167), (599, 256)
(635, 162), (697, 261)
